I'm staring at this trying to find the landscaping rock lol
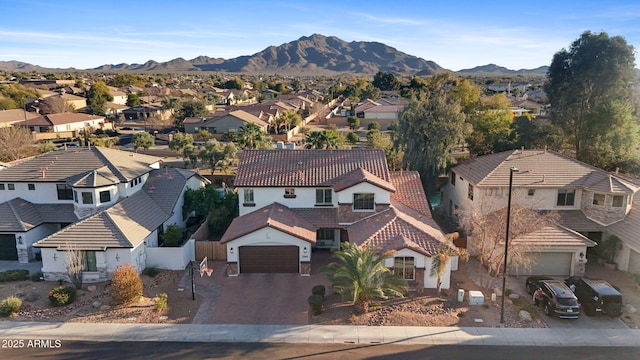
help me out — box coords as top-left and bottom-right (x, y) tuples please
(92, 301), (102, 308)
(509, 293), (520, 300)
(519, 310), (532, 322)
(625, 304), (637, 314)
(99, 305), (111, 311)
(87, 285), (97, 292)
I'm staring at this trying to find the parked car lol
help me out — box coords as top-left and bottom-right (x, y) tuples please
(525, 275), (553, 294)
(565, 277), (623, 317)
(534, 279), (581, 319)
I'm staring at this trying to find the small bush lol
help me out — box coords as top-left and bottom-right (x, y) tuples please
(31, 271), (43, 282)
(48, 286), (76, 307)
(504, 288), (513, 296)
(0, 269), (30, 282)
(155, 293), (168, 311)
(143, 267), (161, 278)
(111, 264), (143, 305)
(346, 132), (360, 144)
(367, 122), (380, 130)
(308, 295), (323, 316)
(0, 296), (22, 317)
(311, 285), (326, 299)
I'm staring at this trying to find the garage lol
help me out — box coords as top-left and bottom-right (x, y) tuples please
(628, 249), (640, 274)
(0, 234), (18, 261)
(510, 252), (573, 276)
(239, 245), (299, 273)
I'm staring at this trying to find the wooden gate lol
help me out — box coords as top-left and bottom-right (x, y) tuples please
(195, 241), (227, 261)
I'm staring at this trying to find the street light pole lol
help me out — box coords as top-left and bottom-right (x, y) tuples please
(500, 166), (518, 324)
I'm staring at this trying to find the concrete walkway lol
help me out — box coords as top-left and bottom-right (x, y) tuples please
(1, 321), (640, 346)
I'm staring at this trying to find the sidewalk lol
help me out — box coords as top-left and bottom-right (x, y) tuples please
(2, 322), (640, 346)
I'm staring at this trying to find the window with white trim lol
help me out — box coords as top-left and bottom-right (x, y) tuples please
(99, 190), (111, 203)
(315, 188), (332, 205)
(592, 193), (605, 206)
(243, 188), (254, 204)
(556, 189), (575, 206)
(612, 195), (624, 207)
(82, 192), (93, 204)
(284, 188), (296, 198)
(394, 257), (415, 280)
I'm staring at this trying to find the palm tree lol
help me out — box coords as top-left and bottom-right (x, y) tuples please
(304, 131), (326, 149)
(430, 233), (469, 293)
(321, 243), (408, 314)
(238, 123), (270, 149)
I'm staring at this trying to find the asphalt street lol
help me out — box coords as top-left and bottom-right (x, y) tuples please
(2, 341), (639, 360)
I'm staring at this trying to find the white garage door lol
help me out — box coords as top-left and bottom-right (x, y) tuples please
(628, 249), (640, 274)
(510, 252), (572, 276)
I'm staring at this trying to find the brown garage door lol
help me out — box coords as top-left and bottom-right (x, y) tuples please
(239, 246), (299, 273)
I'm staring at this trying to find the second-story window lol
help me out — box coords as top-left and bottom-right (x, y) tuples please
(99, 190), (111, 203)
(82, 192), (93, 205)
(612, 195), (624, 208)
(284, 188), (296, 198)
(0, 184), (4, 190)
(28, 184), (35, 191)
(7, 184), (14, 190)
(592, 193), (605, 206)
(243, 188), (254, 204)
(557, 189), (575, 206)
(57, 184), (74, 200)
(468, 184), (474, 201)
(315, 189), (332, 205)
(353, 193), (374, 211)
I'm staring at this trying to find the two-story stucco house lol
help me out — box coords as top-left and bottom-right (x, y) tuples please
(441, 149), (640, 277)
(0, 146), (207, 282)
(220, 149), (459, 290)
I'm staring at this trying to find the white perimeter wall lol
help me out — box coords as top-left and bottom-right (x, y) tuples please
(146, 239), (195, 270)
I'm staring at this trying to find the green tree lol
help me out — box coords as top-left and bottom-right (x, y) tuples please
(126, 93), (141, 107)
(280, 110), (302, 132)
(238, 123), (271, 149)
(176, 100), (208, 130)
(366, 129), (387, 149)
(224, 77), (245, 90)
(467, 94), (514, 155)
(0, 84), (40, 109)
(304, 129), (341, 149)
(86, 81), (113, 115)
(132, 132), (154, 151)
(169, 132), (194, 163)
(372, 71), (400, 91)
(347, 116), (360, 131)
(321, 243), (408, 314)
(346, 131), (360, 144)
(545, 31), (639, 170)
(161, 97), (181, 114)
(395, 77), (471, 191)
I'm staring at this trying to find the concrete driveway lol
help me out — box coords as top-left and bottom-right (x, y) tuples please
(191, 251), (333, 325)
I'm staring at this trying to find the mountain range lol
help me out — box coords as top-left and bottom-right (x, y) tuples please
(0, 34), (549, 76)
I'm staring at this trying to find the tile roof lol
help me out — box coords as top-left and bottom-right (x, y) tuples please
(293, 207), (340, 228)
(15, 113), (103, 127)
(0, 109), (40, 124)
(390, 171), (431, 216)
(607, 191), (640, 252)
(556, 210), (604, 232)
(333, 168), (395, 192)
(70, 166), (121, 188)
(220, 202), (316, 244)
(184, 110), (268, 128)
(0, 198), (76, 232)
(453, 149), (638, 193)
(513, 225), (597, 247)
(34, 168), (199, 250)
(0, 146), (161, 183)
(235, 149), (390, 188)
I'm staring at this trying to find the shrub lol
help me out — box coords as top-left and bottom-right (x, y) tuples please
(346, 132), (359, 144)
(308, 295), (323, 316)
(154, 293), (168, 311)
(0, 269), (30, 282)
(367, 122), (380, 130)
(30, 271), (43, 282)
(311, 285), (326, 299)
(143, 267), (161, 278)
(111, 264), (143, 305)
(0, 296), (22, 317)
(48, 286), (76, 307)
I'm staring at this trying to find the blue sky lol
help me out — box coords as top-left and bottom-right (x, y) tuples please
(1, 0), (639, 71)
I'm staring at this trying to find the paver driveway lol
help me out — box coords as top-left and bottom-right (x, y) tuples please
(192, 251), (333, 325)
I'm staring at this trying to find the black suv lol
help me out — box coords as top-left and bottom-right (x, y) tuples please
(565, 277), (623, 317)
(527, 277), (581, 319)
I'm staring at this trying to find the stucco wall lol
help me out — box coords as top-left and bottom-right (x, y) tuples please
(225, 227), (311, 264)
(146, 239), (195, 270)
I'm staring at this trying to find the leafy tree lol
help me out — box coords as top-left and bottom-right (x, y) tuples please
(367, 122), (380, 131)
(0, 127), (37, 161)
(224, 77), (245, 90)
(176, 100), (208, 130)
(395, 76), (471, 192)
(366, 129), (386, 149)
(304, 129), (341, 149)
(280, 110), (302, 132)
(86, 80), (113, 115)
(346, 131), (360, 144)
(321, 243), (408, 314)
(545, 31), (639, 170)
(169, 132), (194, 163)
(38, 95), (74, 114)
(161, 97), (181, 114)
(467, 94), (514, 155)
(452, 79), (482, 114)
(347, 116), (360, 131)
(132, 132), (154, 151)
(0, 84), (40, 109)
(126, 93), (141, 107)
(184, 185), (238, 237)
(372, 71), (400, 91)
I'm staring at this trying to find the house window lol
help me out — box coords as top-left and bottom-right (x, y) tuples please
(0, 184), (4, 190)
(57, 184), (74, 200)
(7, 183), (14, 190)
(353, 193), (374, 211)
(99, 190), (111, 203)
(28, 184), (35, 191)
(451, 171), (456, 186)
(83, 251), (97, 272)
(73, 190), (78, 203)
(556, 189), (575, 206)
(592, 193), (605, 206)
(316, 229), (335, 246)
(284, 188), (296, 198)
(316, 189), (332, 205)
(612, 195), (624, 208)
(468, 184), (474, 201)
(527, 189), (535, 196)
(394, 257), (415, 280)
(243, 188), (254, 204)
(82, 192), (93, 204)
